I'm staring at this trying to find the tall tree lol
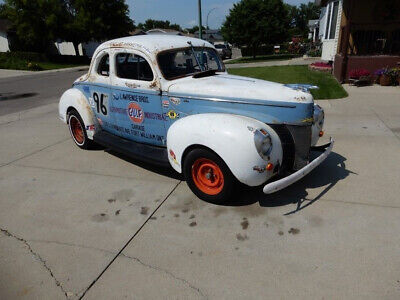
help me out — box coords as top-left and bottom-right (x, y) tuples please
(221, 0), (290, 58)
(287, 2), (320, 38)
(0, 0), (66, 52)
(137, 19), (182, 32)
(185, 25), (207, 34)
(64, 0), (135, 55)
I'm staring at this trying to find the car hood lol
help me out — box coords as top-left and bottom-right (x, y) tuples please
(166, 73), (314, 104)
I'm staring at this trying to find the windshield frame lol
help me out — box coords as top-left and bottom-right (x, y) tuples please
(156, 47), (226, 81)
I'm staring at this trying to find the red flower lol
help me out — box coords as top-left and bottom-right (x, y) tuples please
(349, 69), (370, 79)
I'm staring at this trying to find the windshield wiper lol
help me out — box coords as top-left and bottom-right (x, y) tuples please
(192, 69), (217, 78)
(187, 41), (204, 72)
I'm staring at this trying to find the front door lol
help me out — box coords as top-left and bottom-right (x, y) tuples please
(110, 50), (166, 146)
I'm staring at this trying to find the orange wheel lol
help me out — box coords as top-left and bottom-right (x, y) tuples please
(184, 148), (235, 203)
(69, 115), (85, 145)
(191, 158), (224, 195)
(67, 109), (95, 149)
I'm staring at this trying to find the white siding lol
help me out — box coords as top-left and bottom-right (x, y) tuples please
(0, 30), (10, 52)
(321, 0), (343, 61)
(54, 41), (100, 57)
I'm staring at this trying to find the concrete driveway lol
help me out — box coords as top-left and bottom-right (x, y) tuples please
(0, 84), (400, 299)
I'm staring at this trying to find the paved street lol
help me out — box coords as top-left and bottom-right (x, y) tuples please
(0, 71), (400, 299)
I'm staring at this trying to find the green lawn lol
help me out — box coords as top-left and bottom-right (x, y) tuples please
(228, 65), (348, 100)
(225, 54), (302, 64)
(0, 55), (86, 71)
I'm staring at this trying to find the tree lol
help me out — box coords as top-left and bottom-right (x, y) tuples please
(287, 2), (320, 38)
(137, 19), (182, 32)
(185, 25), (207, 34)
(64, 0), (134, 55)
(0, 0), (66, 52)
(221, 0), (290, 58)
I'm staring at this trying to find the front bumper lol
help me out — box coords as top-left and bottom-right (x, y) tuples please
(263, 138), (334, 194)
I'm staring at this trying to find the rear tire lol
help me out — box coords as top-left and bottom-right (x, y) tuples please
(67, 109), (95, 150)
(183, 148), (236, 204)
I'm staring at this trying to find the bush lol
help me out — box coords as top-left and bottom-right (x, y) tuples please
(307, 48), (322, 57)
(0, 51), (90, 65)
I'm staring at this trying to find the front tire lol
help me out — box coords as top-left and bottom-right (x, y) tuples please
(183, 148), (236, 204)
(67, 109), (94, 149)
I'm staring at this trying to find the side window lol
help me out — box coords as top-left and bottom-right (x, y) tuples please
(97, 54), (110, 77)
(116, 53), (154, 81)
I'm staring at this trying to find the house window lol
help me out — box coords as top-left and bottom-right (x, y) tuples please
(325, 1), (339, 40)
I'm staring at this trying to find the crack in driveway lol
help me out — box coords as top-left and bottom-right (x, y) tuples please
(120, 253), (207, 298)
(79, 181), (181, 299)
(0, 228), (69, 299)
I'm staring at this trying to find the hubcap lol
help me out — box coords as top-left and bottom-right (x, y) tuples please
(191, 158), (224, 195)
(69, 115), (84, 145)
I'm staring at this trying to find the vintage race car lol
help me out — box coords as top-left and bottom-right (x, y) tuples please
(59, 35), (333, 203)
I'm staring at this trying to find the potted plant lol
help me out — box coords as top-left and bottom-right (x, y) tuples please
(349, 69), (371, 86)
(375, 68), (399, 86)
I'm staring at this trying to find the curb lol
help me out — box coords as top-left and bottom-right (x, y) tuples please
(0, 66), (89, 79)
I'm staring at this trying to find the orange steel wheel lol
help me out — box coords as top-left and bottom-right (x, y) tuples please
(191, 158), (224, 195)
(70, 115), (84, 144)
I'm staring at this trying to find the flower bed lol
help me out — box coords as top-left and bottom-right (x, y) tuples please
(309, 62), (332, 73)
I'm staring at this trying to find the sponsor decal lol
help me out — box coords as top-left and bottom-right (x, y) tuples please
(113, 93), (149, 103)
(166, 110), (179, 120)
(169, 149), (179, 165)
(127, 102), (144, 124)
(162, 100), (169, 108)
(86, 125), (95, 131)
(169, 97), (181, 105)
(301, 117), (314, 123)
(83, 86), (90, 93)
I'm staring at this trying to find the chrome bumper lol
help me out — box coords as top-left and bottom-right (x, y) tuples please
(263, 138), (334, 194)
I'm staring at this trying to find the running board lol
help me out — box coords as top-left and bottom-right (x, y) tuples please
(93, 130), (170, 167)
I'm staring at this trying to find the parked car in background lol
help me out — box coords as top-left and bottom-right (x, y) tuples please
(59, 35), (333, 203)
(214, 43), (232, 60)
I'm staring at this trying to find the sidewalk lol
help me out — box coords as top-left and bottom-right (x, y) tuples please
(226, 57), (321, 69)
(0, 66), (88, 79)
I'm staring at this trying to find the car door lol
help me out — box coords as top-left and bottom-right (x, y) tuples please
(110, 50), (166, 146)
(87, 50), (113, 132)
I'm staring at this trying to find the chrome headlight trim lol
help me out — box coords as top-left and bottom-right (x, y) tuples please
(254, 129), (273, 160)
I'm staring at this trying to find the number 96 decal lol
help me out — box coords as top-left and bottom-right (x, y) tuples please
(91, 92), (108, 116)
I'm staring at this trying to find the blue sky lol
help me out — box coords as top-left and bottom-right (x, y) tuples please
(129, 0), (312, 29)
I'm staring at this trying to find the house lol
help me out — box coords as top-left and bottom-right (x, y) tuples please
(316, 0), (400, 82)
(146, 28), (183, 35)
(0, 19), (10, 52)
(308, 19), (320, 43)
(194, 29), (224, 43)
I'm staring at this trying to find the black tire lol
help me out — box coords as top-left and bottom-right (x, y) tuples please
(183, 148), (236, 204)
(67, 109), (95, 150)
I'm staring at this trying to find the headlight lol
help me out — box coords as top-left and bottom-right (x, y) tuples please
(254, 129), (273, 160)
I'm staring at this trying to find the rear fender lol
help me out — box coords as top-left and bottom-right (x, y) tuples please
(59, 88), (97, 139)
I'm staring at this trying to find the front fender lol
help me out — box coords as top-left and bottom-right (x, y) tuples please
(59, 88), (97, 139)
(166, 113), (283, 186)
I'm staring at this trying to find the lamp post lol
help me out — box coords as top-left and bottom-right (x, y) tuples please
(206, 7), (218, 31)
(198, 0), (203, 40)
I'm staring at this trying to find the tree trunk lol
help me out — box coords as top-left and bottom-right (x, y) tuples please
(252, 43), (257, 59)
(73, 42), (81, 56)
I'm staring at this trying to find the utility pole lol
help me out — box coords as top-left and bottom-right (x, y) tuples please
(198, 0), (203, 40)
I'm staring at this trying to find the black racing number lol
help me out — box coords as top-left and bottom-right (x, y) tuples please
(93, 92), (108, 116)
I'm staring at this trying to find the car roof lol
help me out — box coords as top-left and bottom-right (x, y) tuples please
(97, 35), (215, 55)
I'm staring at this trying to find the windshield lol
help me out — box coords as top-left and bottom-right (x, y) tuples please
(158, 47), (225, 80)
(215, 44), (226, 49)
